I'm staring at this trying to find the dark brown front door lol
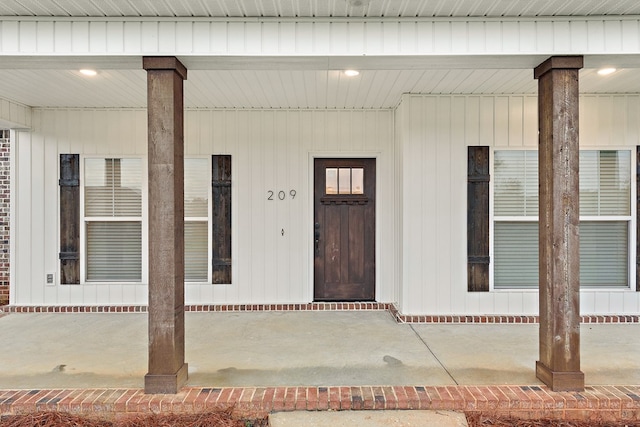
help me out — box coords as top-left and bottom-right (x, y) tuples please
(314, 158), (375, 301)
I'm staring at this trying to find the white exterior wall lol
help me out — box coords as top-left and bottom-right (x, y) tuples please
(11, 108), (396, 306)
(0, 98), (31, 129)
(396, 93), (640, 315)
(11, 95), (640, 314)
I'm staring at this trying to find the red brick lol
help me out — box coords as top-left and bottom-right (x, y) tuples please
(228, 387), (243, 407)
(381, 386), (396, 409)
(487, 386), (511, 410)
(392, 386), (408, 409)
(193, 388), (212, 411)
(294, 387), (306, 410)
(204, 388), (223, 408)
(328, 387), (340, 411)
(404, 386), (420, 409)
(250, 388), (266, 411)
(33, 390), (60, 411)
(272, 387), (286, 411)
(350, 387), (363, 410)
(237, 387), (255, 411)
(434, 386), (455, 409)
(621, 409), (640, 420)
(216, 388), (234, 406)
(414, 386), (431, 409)
(317, 387), (329, 411)
(339, 386), (352, 410)
(81, 389), (109, 411)
(306, 387), (318, 411)
(93, 389), (122, 413)
(283, 387), (296, 411)
(372, 386), (385, 410)
(262, 387), (276, 412)
(446, 386), (468, 410)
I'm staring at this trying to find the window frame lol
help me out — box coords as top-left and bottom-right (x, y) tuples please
(490, 147), (636, 292)
(79, 155), (148, 285)
(184, 156), (212, 284)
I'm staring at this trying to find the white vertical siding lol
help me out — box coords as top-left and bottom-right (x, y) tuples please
(13, 108), (395, 306)
(0, 98), (31, 129)
(396, 94), (640, 315)
(13, 95), (640, 313)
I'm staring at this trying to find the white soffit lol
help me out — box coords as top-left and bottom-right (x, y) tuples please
(0, 63), (636, 109)
(1, 0), (640, 18)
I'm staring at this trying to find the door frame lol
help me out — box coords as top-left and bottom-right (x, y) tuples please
(307, 152), (380, 302)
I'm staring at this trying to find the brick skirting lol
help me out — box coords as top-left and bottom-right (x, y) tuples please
(1, 302), (639, 323)
(1, 385), (639, 422)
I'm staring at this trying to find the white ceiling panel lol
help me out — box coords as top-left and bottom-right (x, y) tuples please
(0, 66), (636, 110)
(1, 0), (640, 18)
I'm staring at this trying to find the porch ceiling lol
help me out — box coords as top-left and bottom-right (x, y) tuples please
(2, 0), (640, 18)
(1, 0), (639, 110)
(0, 54), (638, 109)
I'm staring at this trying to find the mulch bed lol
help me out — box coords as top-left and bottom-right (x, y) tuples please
(466, 413), (640, 426)
(0, 408), (268, 427)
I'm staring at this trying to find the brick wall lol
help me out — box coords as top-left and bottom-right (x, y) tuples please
(0, 129), (9, 305)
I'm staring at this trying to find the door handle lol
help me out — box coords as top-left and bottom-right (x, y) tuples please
(314, 223), (320, 255)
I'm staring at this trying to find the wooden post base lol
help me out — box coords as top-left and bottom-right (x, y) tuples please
(536, 361), (584, 392)
(144, 363), (189, 394)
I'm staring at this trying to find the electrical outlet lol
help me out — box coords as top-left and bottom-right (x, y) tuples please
(46, 273), (55, 285)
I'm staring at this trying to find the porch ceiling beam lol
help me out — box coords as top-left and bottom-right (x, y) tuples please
(1, 18), (639, 57)
(534, 55), (585, 393)
(0, 54), (638, 71)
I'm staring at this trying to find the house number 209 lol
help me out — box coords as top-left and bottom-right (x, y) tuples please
(267, 190), (296, 201)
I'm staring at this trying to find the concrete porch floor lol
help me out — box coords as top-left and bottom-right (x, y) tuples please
(0, 310), (639, 389)
(1, 310), (639, 423)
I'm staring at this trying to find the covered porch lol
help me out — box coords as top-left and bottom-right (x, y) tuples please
(2, 3), (640, 396)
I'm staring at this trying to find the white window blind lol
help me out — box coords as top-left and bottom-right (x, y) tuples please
(494, 150), (631, 289)
(86, 222), (142, 281)
(494, 222), (539, 289)
(185, 221), (208, 282)
(494, 151), (538, 217)
(85, 159), (142, 217)
(184, 158), (209, 282)
(580, 151), (630, 216)
(84, 158), (142, 282)
(580, 221), (628, 287)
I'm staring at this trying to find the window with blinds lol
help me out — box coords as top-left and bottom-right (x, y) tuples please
(494, 150), (631, 289)
(84, 158), (142, 282)
(184, 158), (209, 282)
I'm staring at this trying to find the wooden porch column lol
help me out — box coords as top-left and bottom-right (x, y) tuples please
(143, 56), (188, 394)
(534, 56), (584, 392)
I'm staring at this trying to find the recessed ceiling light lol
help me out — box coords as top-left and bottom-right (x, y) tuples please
(79, 69), (98, 76)
(597, 68), (616, 76)
(344, 70), (360, 77)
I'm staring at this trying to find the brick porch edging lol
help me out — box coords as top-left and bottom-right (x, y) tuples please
(2, 303), (639, 324)
(1, 385), (639, 422)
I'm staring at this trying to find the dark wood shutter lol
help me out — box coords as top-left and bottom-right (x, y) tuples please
(467, 146), (490, 292)
(637, 147), (640, 291)
(59, 154), (80, 285)
(212, 155), (232, 284)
